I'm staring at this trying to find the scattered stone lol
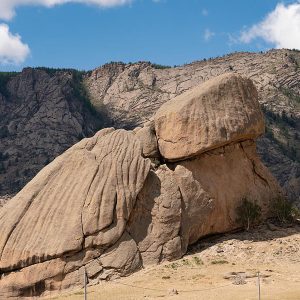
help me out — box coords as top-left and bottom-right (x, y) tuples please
(168, 288), (179, 295)
(233, 274), (247, 285)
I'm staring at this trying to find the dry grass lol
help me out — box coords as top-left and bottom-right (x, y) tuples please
(43, 224), (300, 300)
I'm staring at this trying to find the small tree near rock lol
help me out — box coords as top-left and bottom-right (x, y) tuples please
(236, 197), (262, 231)
(272, 197), (300, 224)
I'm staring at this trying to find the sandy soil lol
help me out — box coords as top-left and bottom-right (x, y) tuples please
(46, 223), (300, 300)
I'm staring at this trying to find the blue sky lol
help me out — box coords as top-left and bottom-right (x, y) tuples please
(1, 0), (300, 71)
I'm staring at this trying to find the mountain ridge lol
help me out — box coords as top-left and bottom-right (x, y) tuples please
(0, 49), (299, 201)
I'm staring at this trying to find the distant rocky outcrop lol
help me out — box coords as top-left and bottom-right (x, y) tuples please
(0, 74), (281, 298)
(0, 68), (103, 195)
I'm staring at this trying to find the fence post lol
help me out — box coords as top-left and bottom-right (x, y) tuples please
(84, 269), (87, 300)
(257, 271), (261, 300)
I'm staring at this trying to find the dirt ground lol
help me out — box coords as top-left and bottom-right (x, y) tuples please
(46, 223), (300, 300)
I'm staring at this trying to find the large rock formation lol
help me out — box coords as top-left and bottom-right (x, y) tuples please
(0, 50), (299, 202)
(154, 74), (264, 160)
(0, 74), (282, 298)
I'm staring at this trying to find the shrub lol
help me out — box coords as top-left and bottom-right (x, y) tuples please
(291, 206), (300, 220)
(192, 256), (204, 265)
(272, 197), (300, 224)
(182, 259), (192, 266)
(170, 262), (179, 269)
(211, 260), (228, 265)
(236, 198), (262, 231)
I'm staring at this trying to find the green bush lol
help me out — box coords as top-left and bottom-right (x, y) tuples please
(272, 197), (300, 224)
(236, 198), (262, 231)
(291, 206), (300, 220)
(192, 256), (204, 265)
(211, 260), (228, 265)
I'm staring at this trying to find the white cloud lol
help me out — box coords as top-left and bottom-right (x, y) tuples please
(0, 24), (30, 65)
(203, 28), (215, 41)
(0, 0), (133, 20)
(240, 2), (300, 49)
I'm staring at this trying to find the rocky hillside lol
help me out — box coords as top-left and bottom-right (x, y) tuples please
(0, 49), (299, 200)
(0, 68), (103, 195)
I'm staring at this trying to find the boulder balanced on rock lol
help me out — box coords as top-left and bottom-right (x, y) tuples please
(154, 73), (264, 160)
(0, 74), (281, 298)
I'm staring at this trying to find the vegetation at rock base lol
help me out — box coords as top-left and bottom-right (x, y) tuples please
(192, 256), (204, 265)
(211, 260), (229, 265)
(272, 197), (300, 224)
(236, 198), (262, 231)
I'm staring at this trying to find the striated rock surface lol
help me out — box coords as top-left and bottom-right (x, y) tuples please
(0, 75), (282, 298)
(0, 128), (150, 298)
(154, 73), (264, 160)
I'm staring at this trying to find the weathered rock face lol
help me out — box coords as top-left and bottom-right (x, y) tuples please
(0, 75), (282, 298)
(128, 141), (280, 266)
(0, 68), (103, 196)
(0, 128), (150, 298)
(154, 73), (264, 160)
(134, 121), (159, 158)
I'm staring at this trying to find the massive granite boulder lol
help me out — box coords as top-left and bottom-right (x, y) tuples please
(154, 73), (264, 161)
(0, 74), (282, 298)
